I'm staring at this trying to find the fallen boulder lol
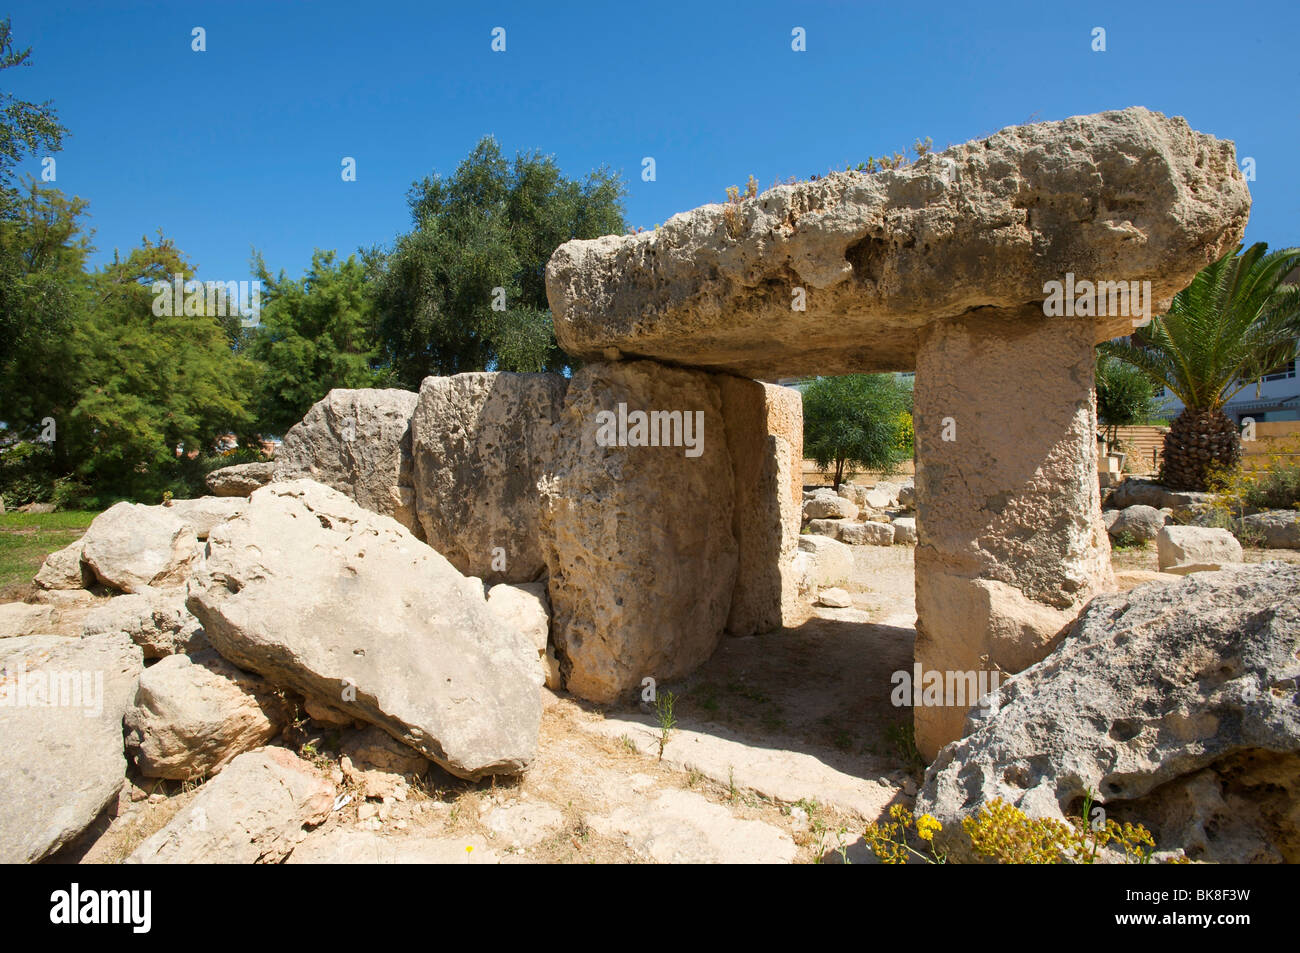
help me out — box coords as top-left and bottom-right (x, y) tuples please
(205, 461), (274, 497)
(0, 632), (142, 862)
(81, 502), (198, 593)
(916, 564), (1300, 863)
(82, 587), (207, 658)
(1240, 509), (1300, 549)
(1107, 504), (1166, 543)
(1156, 524), (1243, 574)
(34, 539), (95, 590)
(124, 650), (290, 780)
(126, 746), (334, 864)
(188, 480), (541, 779)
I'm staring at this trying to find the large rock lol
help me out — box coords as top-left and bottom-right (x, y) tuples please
(163, 496), (247, 539)
(538, 361), (738, 703)
(124, 651), (290, 780)
(917, 564), (1300, 864)
(796, 534), (853, 588)
(0, 602), (55, 639)
(486, 581), (559, 690)
(1107, 504), (1167, 543)
(803, 495), (858, 521)
(1240, 509), (1300, 549)
(205, 461), (274, 497)
(126, 747), (334, 864)
(0, 632), (142, 862)
(1157, 524), (1243, 574)
(273, 389), (421, 535)
(410, 373), (566, 584)
(546, 108), (1248, 378)
(187, 480), (541, 780)
(34, 539), (95, 590)
(1109, 478), (1170, 509)
(288, 829), (497, 864)
(80, 502), (198, 593)
(82, 587), (207, 658)
(839, 521), (894, 546)
(719, 376), (804, 634)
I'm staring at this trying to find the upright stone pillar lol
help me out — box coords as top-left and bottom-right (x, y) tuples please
(913, 308), (1114, 759)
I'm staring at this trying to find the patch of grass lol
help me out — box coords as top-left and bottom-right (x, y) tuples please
(618, 733), (637, 754)
(0, 509), (99, 599)
(887, 721), (926, 776)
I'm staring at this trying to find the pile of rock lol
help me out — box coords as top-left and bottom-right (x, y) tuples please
(800, 481), (916, 547)
(3, 477), (556, 862)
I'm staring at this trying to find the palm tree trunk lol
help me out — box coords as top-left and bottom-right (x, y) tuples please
(1160, 408), (1241, 490)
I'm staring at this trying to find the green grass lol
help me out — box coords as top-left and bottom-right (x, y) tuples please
(0, 510), (99, 599)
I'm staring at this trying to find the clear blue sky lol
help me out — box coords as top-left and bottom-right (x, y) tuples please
(6, 0), (1298, 286)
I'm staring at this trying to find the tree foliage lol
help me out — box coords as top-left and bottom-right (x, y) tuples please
(248, 249), (386, 435)
(1094, 352), (1162, 444)
(1101, 242), (1300, 412)
(802, 374), (913, 488)
(370, 137), (626, 386)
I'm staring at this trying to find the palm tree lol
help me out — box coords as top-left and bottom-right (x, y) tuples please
(1101, 242), (1300, 490)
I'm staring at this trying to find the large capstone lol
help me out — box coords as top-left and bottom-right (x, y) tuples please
(546, 108), (1248, 378)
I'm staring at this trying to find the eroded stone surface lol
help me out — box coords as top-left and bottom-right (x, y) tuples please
(917, 564), (1300, 864)
(538, 361), (738, 703)
(274, 389), (421, 535)
(187, 480), (542, 779)
(0, 632), (142, 863)
(411, 373), (567, 583)
(547, 108), (1247, 378)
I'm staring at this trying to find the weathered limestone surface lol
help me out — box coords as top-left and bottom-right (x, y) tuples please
(274, 388), (421, 536)
(913, 310), (1114, 758)
(205, 461), (274, 497)
(124, 650), (290, 780)
(34, 538), (95, 590)
(187, 480), (542, 779)
(538, 361), (738, 702)
(719, 376), (803, 635)
(81, 502), (198, 593)
(411, 373), (567, 583)
(917, 564), (1300, 864)
(0, 632), (142, 863)
(547, 108), (1248, 378)
(126, 746), (334, 864)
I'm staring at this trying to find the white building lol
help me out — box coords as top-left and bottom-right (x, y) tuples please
(1155, 354), (1299, 423)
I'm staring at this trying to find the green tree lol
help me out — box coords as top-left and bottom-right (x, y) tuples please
(0, 18), (65, 203)
(1101, 242), (1300, 489)
(1094, 351), (1162, 446)
(64, 236), (259, 501)
(370, 137), (625, 386)
(0, 18), (70, 372)
(248, 249), (385, 435)
(802, 374), (912, 488)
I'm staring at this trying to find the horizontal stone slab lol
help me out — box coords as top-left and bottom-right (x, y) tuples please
(546, 108), (1248, 378)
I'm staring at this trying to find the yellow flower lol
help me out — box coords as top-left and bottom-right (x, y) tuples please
(916, 814), (941, 842)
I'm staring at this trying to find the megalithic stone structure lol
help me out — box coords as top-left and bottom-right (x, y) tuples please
(545, 107), (1249, 757)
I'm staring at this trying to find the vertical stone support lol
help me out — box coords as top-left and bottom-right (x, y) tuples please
(719, 377), (805, 635)
(913, 308), (1114, 759)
